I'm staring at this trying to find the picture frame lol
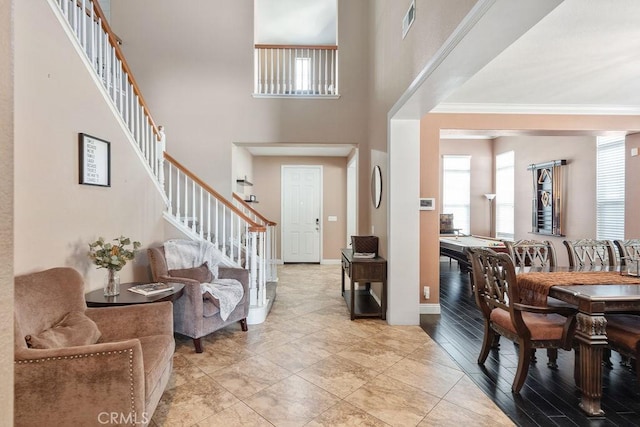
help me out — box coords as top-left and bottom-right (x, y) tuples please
(79, 133), (111, 187)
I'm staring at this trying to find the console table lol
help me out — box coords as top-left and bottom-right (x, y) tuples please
(341, 249), (387, 320)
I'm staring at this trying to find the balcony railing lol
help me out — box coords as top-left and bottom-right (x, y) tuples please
(254, 44), (339, 97)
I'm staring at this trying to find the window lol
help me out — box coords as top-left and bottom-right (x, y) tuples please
(442, 155), (471, 235)
(596, 137), (625, 240)
(495, 151), (514, 240)
(295, 57), (311, 92)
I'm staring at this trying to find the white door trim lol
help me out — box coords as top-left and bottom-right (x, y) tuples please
(346, 153), (358, 247)
(281, 165), (323, 263)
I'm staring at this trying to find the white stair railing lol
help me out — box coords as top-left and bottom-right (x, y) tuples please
(164, 154), (269, 314)
(233, 193), (279, 283)
(49, 0), (166, 192)
(49, 0), (273, 322)
(254, 44), (339, 97)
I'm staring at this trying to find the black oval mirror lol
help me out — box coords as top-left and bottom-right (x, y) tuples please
(371, 165), (382, 209)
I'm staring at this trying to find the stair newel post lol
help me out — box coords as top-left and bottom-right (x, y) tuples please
(259, 231), (267, 306)
(248, 230), (259, 306)
(157, 125), (166, 186)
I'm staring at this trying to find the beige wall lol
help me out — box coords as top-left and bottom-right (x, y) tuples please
(626, 133), (640, 238)
(110, 0), (369, 199)
(495, 135), (597, 266)
(440, 138), (493, 236)
(232, 145), (254, 200)
(364, 1), (476, 240)
(1, 0), (14, 422)
(14, 0), (168, 289)
(252, 156), (347, 261)
(421, 113), (640, 304)
(370, 149), (387, 256)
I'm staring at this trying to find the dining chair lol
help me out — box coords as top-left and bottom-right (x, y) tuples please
(614, 239), (640, 267)
(469, 248), (577, 393)
(606, 240), (640, 371)
(563, 239), (617, 269)
(505, 239), (557, 269)
(604, 314), (640, 382)
(504, 239), (565, 365)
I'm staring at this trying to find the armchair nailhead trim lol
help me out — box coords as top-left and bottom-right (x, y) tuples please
(16, 348), (138, 424)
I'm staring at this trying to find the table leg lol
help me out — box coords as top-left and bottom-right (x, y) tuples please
(350, 279), (355, 321)
(381, 279), (387, 320)
(574, 312), (607, 416)
(341, 265), (345, 295)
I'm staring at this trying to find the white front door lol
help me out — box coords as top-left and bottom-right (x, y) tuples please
(282, 165), (322, 263)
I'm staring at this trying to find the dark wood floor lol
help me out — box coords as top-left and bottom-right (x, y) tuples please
(420, 260), (640, 427)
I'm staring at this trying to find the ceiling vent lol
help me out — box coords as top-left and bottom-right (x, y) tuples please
(402, 1), (416, 39)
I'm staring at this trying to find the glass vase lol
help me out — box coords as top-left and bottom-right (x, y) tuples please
(104, 269), (120, 296)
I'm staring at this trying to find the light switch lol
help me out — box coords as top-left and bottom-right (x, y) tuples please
(631, 147), (638, 157)
(328, 215), (337, 222)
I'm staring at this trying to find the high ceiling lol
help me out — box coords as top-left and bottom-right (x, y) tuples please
(254, 0), (336, 45)
(434, 0), (640, 115)
(250, 0), (640, 155)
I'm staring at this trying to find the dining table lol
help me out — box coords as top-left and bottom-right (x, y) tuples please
(516, 267), (640, 416)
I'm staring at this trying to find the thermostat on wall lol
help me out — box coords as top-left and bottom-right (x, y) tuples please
(419, 198), (435, 210)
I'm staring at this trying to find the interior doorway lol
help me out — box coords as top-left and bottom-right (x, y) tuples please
(281, 165), (322, 263)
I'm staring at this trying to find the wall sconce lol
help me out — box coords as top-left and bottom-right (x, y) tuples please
(484, 194), (496, 237)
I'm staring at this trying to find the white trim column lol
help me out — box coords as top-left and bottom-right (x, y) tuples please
(387, 119), (423, 324)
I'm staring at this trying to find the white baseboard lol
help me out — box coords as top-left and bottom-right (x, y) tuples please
(247, 299), (271, 325)
(419, 303), (441, 315)
(321, 259), (341, 265)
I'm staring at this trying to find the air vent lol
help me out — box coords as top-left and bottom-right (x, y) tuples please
(402, 0), (416, 39)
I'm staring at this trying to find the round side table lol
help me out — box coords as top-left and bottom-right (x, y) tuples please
(85, 282), (185, 307)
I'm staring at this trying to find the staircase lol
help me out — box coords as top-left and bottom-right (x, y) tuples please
(48, 0), (277, 324)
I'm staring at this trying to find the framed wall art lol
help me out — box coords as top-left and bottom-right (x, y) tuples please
(79, 133), (111, 187)
(528, 159), (566, 236)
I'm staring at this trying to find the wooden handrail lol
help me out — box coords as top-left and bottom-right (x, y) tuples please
(233, 193), (278, 226)
(90, 0), (160, 139)
(254, 44), (338, 51)
(164, 152), (266, 233)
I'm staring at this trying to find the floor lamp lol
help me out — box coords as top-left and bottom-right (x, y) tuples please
(484, 193), (496, 237)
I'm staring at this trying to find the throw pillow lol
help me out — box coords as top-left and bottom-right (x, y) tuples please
(168, 262), (213, 283)
(25, 311), (102, 349)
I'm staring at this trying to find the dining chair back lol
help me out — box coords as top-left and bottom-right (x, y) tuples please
(614, 239), (640, 267)
(563, 239), (617, 269)
(470, 248), (576, 393)
(504, 239), (557, 269)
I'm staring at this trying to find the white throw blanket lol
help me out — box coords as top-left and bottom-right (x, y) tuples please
(201, 279), (245, 321)
(164, 239), (244, 321)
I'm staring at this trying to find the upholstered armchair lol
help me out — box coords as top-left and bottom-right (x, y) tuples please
(147, 246), (249, 353)
(14, 267), (175, 427)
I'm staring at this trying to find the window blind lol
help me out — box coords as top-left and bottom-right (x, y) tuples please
(495, 151), (514, 240)
(442, 156), (471, 235)
(596, 137), (625, 240)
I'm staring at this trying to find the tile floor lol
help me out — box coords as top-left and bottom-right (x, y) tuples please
(151, 264), (514, 427)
